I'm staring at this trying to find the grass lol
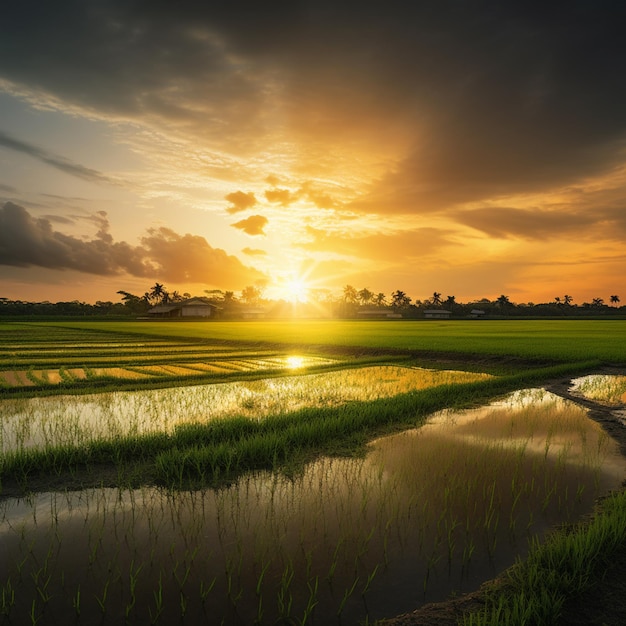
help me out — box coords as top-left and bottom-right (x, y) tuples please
(1, 319), (625, 623)
(0, 360), (598, 491)
(461, 488), (626, 626)
(34, 319), (626, 363)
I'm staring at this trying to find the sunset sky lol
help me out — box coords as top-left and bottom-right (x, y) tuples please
(1, 1), (626, 305)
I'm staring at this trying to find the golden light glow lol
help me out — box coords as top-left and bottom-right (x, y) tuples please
(286, 356), (305, 369)
(269, 274), (311, 303)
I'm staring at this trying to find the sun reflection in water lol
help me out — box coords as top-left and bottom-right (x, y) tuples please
(286, 356), (305, 369)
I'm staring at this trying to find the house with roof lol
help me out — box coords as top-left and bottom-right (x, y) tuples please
(423, 309), (452, 319)
(356, 309), (403, 319)
(146, 297), (221, 319)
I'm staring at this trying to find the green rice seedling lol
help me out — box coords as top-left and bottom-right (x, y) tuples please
(571, 373), (626, 404)
(462, 488), (626, 626)
(1, 578), (16, 616)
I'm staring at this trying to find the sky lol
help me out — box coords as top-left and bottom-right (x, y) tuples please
(1, 0), (626, 306)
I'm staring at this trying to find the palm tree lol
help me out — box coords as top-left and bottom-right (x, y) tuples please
(391, 290), (411, 309)
(554, 296), (561, 305)
(592, 297), (605, 307)
(169, 290), (184, 302)
(563, 295), (573, 306)
(445, 295), (456, 308)
(496, 294), (511, 307)
(343, 285), (358, 304)
(375, 292), (387, 307)
(357, 288), (374, 306)
(610, 295), (620, 306)
(117, 290), (147, 313)
(431, 292), (443, 306)
(149, 282), (168, 304)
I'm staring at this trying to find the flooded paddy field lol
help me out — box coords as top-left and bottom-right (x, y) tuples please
(0, 327), (340, 392)
(571, 373), (626, 406)
(1, 322), (626, 624)
(1, 386), (625, 625)
(0, 366), (489, 454)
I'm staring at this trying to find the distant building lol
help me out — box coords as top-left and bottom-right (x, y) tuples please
(469, 309), (486, 319)
(357, 309), (403, 319)
(423, 309), (452, 319)
(241, 307), (267, 320)
(147, 297), (220, 319)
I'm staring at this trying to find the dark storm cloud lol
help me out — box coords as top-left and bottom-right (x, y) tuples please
(2, 1), (626, 211)
(453, 207), (598, 240)
(454, 204), (626, 241)
(0, 131), (113, 184)
(0, 202), (145, 274)
(0, 202), (265, 287)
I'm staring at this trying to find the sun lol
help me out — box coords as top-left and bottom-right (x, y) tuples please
(268, 274), (311, 303)
(284, 277), (309, 303)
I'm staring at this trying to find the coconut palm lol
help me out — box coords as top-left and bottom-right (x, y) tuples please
(343, 285), (358, 304)
(357, 288), (374, 306)
(375, 292), (387, 307)
(391, 290), (411, 309)
(149, 282), (167, 304)
(610, 295), (620, 306)
(431, 292), (443, 306)
(563, 294), (573, 306)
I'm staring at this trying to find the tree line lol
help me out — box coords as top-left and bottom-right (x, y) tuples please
(0, 282), (623, 318)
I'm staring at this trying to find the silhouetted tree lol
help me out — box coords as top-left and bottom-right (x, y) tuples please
(431, 292), (443, 306)
(563, 294), (573, 306)
(375, 292), (387, 307)
(117, 290), (148, 313)
(343, 285), (358, 304)
(610, 295), (620, 306)
(391, 290), (411, 309)
(149, 283), (168, 304)
(241, 285), (261, 304)
(357, 288), (374, 306)
(170, 291), (184, 302)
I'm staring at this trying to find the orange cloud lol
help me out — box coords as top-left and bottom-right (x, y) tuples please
(242, 247), (267, 256)
(231, 214), (268, 236)
(225, 190), (257, 214)
(265, 188), (298, 206)
(0, 202), (265, 289)
(300, 225), (455, 261)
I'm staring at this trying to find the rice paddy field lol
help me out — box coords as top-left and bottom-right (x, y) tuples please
(1, 320), (626, 625)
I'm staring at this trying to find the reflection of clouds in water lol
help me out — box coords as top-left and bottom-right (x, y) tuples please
(571, 374), (626, 405)
(0, 366), (489, 453)
(400, 389), (625, 481)
(1, 388), (625, 624)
